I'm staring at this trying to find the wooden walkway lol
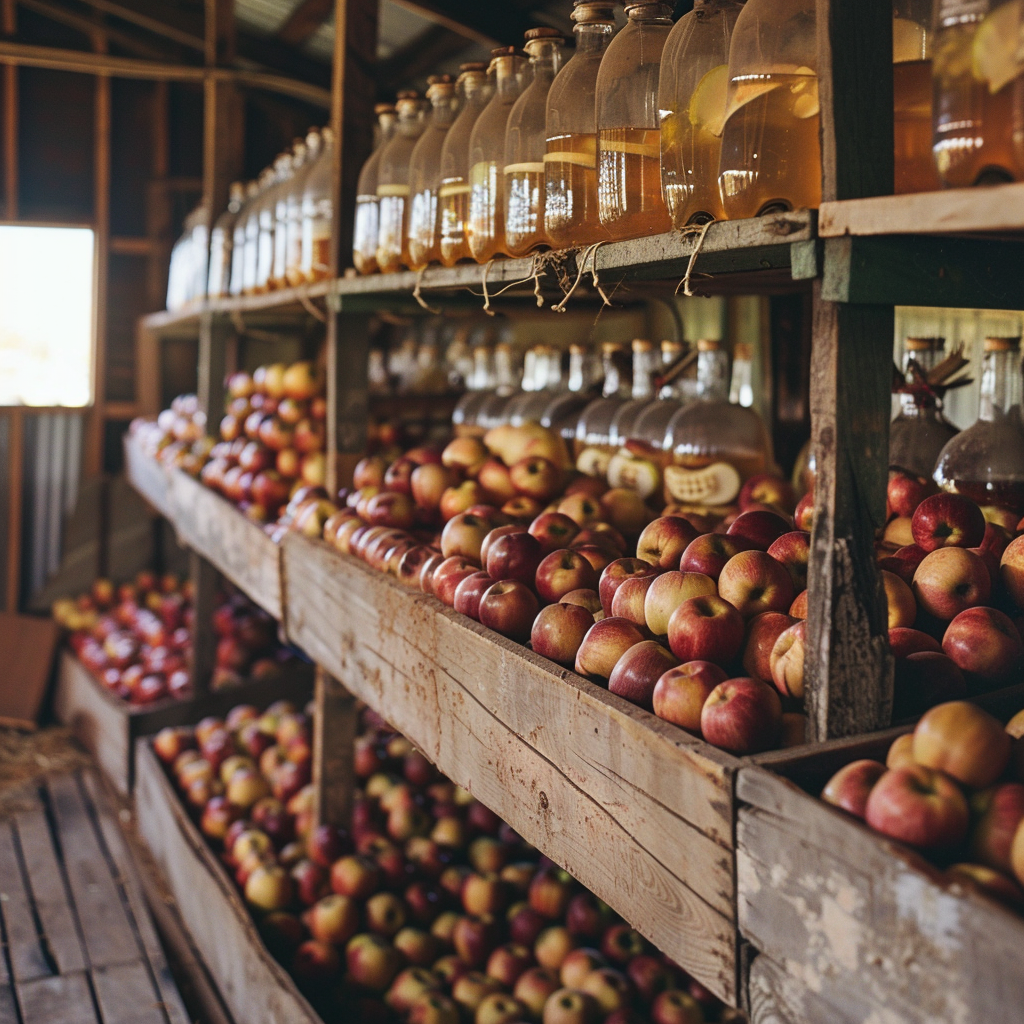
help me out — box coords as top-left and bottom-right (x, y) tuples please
(0, 770), (189, 1024)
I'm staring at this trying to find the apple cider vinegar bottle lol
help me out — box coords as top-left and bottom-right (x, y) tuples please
(286, 130), (320, 285)
(377, 92), (427, 273)
(541, 343), (600, 444)
(596, 0), (674, 240)
(408, 77), (460, 271)
(545, 1), (616, 250)
(893, 0), (942, 193)
(718, 0), (822, 219)
(301, 126), (335, 282)
(659, 0), (744, 226)
(208, 182), (244, 298)
(505, 29), (565, 257)
(934, 336), (1024, 514)
(439, 64), (492, 267)
(474, 342), (523, 431)
(933, 0), (1024, 187)
(468, 48), (528, 263)
(353, 105), (397, 276)
(574, 342), (633, 474)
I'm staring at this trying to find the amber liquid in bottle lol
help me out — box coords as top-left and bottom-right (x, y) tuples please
(661, 105), (727, 224)
(719, 71), (822, 219)
(894, 59), (943, 193)
(598, 128), (673, 238)
(545, 134), (603, 247)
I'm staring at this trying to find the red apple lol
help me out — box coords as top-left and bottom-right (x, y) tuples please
(542, 989), (600, 1024)
(433, 557), (482, 607)
(678, 533), (753, 581)
(887, 471), (934, 518)
(384, 458), (416, 496)
(1000, 535), (1024, 609)
(942, 606), (1024, 683)
(652, 661), (726, 733)
(969, 782), (1024, 873)
(865, 765), (970, 849)
(478, 581), (539, 641)
(912, 547), (991, 621)
(442, 437), (488, 476)
(766, 531), (811, 592)
(742, 612), (796, 681)
(412, 463), (456, 511)
(636, 517), (699, 571)
(718, 550), (795, 618)
(440, 481), (486, 523)
(365, 491), (417, 531)
(739, 474), (796, 515)
(510, 457), (562, 501)
(889, 627), (941, 659)
(477, 459), (518, 504)
(643, 571), (717, 637)
(793, 492), (814, 533)
(666, 596), (745, 666)
(598, 558), (659, 618)
(726, 510), (791, 551)
(911, 493), (986, 552)
(346, 933), (403, 992)
(821, 759), (886, 819)
(454, 572), (495, 621)
(535, 549), (599, 604)
(354, 456), (387, 490)
(441, 513), (492, 563)
(486, 532), (545, 588)
(913, 700), (1011, 788)
(607, 641), (679, 712)
(531, 603), (595, 667)
(572, 545), (617, 575)
(529, 513), (580, 554)
(307, 893), (360, 945)
(609, 573), (661, 628)
(651, 990), (704, 1024)
(700, 677), (782, 755)
(574, 617), (646, 679)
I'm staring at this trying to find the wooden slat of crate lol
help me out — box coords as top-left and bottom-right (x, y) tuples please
(91, 961), (168, 1024)
(0, 988), (17, 1024)
(135, 742), (323, 1024)
(0, 818), (52, 984)
(16, 972), (99, 1024)
(167, 470), (283, 620)
(737, 761), (1024, 1023)
(53, 651), (314, 794)
(283, 533), (739, 1002)
(122, 433), (172, 520)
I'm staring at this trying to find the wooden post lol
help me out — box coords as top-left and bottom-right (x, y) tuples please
(197, 311), (229, 425)
(312, 667), (357, 830)
(1, 0), (16, 220)
(5, 408), (23, 612)
(188, 552), (219, 696)
(804, 0), (894, 741)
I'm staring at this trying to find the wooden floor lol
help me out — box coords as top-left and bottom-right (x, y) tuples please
(0, 770), (189, 1024)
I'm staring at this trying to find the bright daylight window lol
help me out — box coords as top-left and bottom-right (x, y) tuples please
(0, 225), (95, 407)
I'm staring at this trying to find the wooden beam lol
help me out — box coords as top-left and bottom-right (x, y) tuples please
(387, 0), (534, 47)
(188, 552), (219, 696)
(2, 0), (15, 220)
(17, 0), (173, 61)
(0, 41), (332, 107)
(5, 408), (23, 611)
(277, 0), (333, 47)
(205, 0), (234, 67)
(312, 667), (357, 830)
(804, 0), (894, 741)
(377, 23), (472, 96)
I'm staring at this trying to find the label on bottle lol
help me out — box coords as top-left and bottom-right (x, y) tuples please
(599, 138), (661, 158)
(576, 446), (612, 479)
(503, 162), (546, 175)
(377, 184), (410, 197)
(663, 463), (741, 507)
(607, 450), (662, 500)
(543, 151), (597, 169)
(439, 182), (472, 198)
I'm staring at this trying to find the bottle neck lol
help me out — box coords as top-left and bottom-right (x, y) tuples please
(696, 348), (729, 402)
(430, 90), (459, 128)
(980, 348), (1023, 421)
(495, 58), (526, 98)
(545, 349), (564, 391)
(625, 2), (673, 24)
(631, 347), (656, 400)
(461, 74), (490, 105)
(729, 355), (753, 408)
(568, 349), (588, 393)
(574, 21), (615, 53)
(525, 41), (562, 84)
(494, 348), (516, 389)
(471, 347), (494, 390)
(601, 351), (630, 398)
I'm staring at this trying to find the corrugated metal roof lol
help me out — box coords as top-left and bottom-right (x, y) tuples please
(234, 0), (307, 37)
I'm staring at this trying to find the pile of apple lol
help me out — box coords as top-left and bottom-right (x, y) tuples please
(822, 699), (1024, 914)
(199, 361), (328, 527)
(878, 473), (1024, 718)
(132, 394), (213, 476)
(155, 706), (737, 1024)
(53, 572), (294, 705)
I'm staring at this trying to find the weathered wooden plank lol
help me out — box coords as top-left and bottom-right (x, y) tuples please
(12, 808), (87, 976)
(737, 765), (1024, 1024)
(312, 667), (356, 831)
(0, 819), (51, 984)
(123, 433), (172, 518)
(79, 772), (190, 1024)
(745, 952), (876, 1024)
(17, 972), (98, 1024)
(45, 775), (139, 970)
(0, 987), (17, 1024)
(135, 742), (323, 1024)
(187, 552), (220, 698)
(168, 470), (283, 620)
(91, 961), (167, 1024)
(283, 534), (738, 1002)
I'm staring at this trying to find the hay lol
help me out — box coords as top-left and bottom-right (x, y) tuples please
(0, 727), (92, 815)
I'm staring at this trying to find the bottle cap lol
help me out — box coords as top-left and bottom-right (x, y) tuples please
(905, 336), (943, 351)
(426, 74), (453, 86)
(696, 339), (720, 351)
(602, 342), (625, 354)
(524, 27), (564, 41)
(396, 89), (419, 100)
(573, 1), (617, 24)
(569, 343), (587, 354)
(984, 336), (1022, 351)
(632, 339), (654, 352)
(374, 103), (396, 116)
(491, 45), (524, 58)
(661, 339), (683, 350)
(459, 62), (489, 73)
(734, 343), (753, 360)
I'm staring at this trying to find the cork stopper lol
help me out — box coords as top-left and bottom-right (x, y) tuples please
(569, 343), (587, 354)
(602, 342), (626, 354)
(661, 339), (683, 353)
(984, 336), (1022, 352)
(734, 343), (753, 361)
(396, 89), (419, 100)
(459, 62), (488, 73)
(696, 339), (720, 352)
(374, 102), (396, 115)
(906, 336), (943, 351)
(525, 27), (564, 41)
(632, 339), (654, 353)
(573, 0), (617, 24)
(426, 74), (453, 86)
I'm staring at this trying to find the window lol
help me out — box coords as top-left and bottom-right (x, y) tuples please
(0, 225), (95, 407)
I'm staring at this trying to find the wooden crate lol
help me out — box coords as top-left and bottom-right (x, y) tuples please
(167, 469), (284, 620)
(122, 431), (173, 519)
(135, 740), (323, 1024)
(282, 532), (742, 1003)
(736, 733), (1024, 1023)
(53, 650), (313, 794)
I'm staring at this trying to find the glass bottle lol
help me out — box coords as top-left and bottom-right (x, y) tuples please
(632, 339), (691, 457)
(934, 336), (1024, 514)
(933, 0), (1024, 187)
(663, 342), (772, 506)
(257, 154), (289, 293)
(189, 203), (209, 301)
(273, 141), (303, 289)
(208, 182), (244, 298)
(468, 48), (529, 263)
(660, 0), (744, 226)
(545, 1), (616, 250)
(439, 64), (492, 267)
(893, 0), (942, 193)
(452, 340), (496, 436)
(244, 168), (273, 295)
(377, 92), (426, 274)
(287, 130), (321, 286)
(596, 0), (674, 240)
(889, 337), (959, 477)
(353, 106), (397, 276)
(542, 343), (599, 443)
(574, 342), (633, 474)
(718, 0), (822, 219)
(409, 77), (460, 271)
(230, 180), (257, 297)
(510, 346), (569, 425)
(609, 339), (659, 449)
(502, 346), (549, 426)
(475, 342), (524, 431)
(301, 126), (335, 282)
(505, 29), (565, 257)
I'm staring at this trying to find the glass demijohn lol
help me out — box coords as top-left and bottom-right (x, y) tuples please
(377, 91), (426, 273)
(208, 182), (244, 298)
(893, 0), (942, 193)
(353, 106), (397, 275)
(301, 126), (335, 282)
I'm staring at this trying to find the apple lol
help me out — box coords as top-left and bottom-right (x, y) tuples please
(306, 892), (359, 945)
(864, 765), (970, 849)
(557, 494), (604, 529)
(478, 581), (539, 641)
(742, 612), (796, 681)
(453, 915), (501, 968)
(454, 572), (496, 620)
(364, 491), (416, 531)
(412, 463), (456, 511)
(535, 549), (599, 604)
(946, 863), (1024, 912)
(244, 863), (294, 911)
(384, 457), (416, 496)
(387, 967), (442, 1014)
(912, 493), (986, 552)
(486, 532), (545, 588)
(893, 651), (967, 719)
(677, 534), (751, 580)
(529, 512), (580, 554)
(652, 662), (726, 733)
(534, 928), (576, 973)
(651, 990), (704, 1024)
(514, 967), (561, 1017)
(560, 589), (602, 615)
(636, 517), (699, 571)
(366, 891), (407, 938)
(969, 783), (1024, 873)
(726, 510), (791, 550)
(571, 545), (617, 576)
(398, 547), (438, 587)
(887, 471), (933, 517)
(600, 924), (645, 964)
(580, 967), (632, 1014)
(564, 893), (610, 941)
(330, 854), (381, 899)
(462, 874), (511, 917)
(889, 627), (941, 659)
(766, 531), (811, 593)
(942, 606), (1024, 683)
(442, 437), (488, 476)
(291, 939), (341, 984)
(346, 933), (403, 991)
(542, 989), (600, 1024)
(912, 547), (991, 621)
(475, 458), (516, 504)
(531, 603), (595, 666)
(607, 641), (679, 712)
(770, 620), (806, 699)
(666, 596), (745, 666)
(913, 700), (1011, 788)
(560, 948), (607, 989)
(718, 550), (795, 618)
(740, 474), (796, 515)
(282, 360), (320, 401)
(441, 513), (492, 563)
(700, 677), (782, 754)
(574, 617), (645, 679)
(452, 971), (502, 1012)
(504, 495), (544, 520)
(610, 573), (661, 628)
(440, 481), (486, 522)
(431, 956), (466, 986)
(408, 993), (460, 1024)
(510, 457), (562, 501)
(643, 571), (717, 637)
(433, 557), (483, 607)
(476, 992), (530, 1024)
(480, 524), (527, 567)
(821, 759), (886, 819)
(598, 558), (659, 618)
(420, 554), (446, 595)
(1000, 535), (1024, 609)
(486, 943), (533, 987)
(885, 732), (915, 769)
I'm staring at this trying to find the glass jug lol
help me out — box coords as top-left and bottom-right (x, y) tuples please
(208, 181), (244, 298)
(301, 126), (335, 281)
(377, 92), (426, 273)
(287, 130), (321, 286)
(893, 0), (942, 193)
(231, 180), (258, 296)
(353, 106), (397, 276)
